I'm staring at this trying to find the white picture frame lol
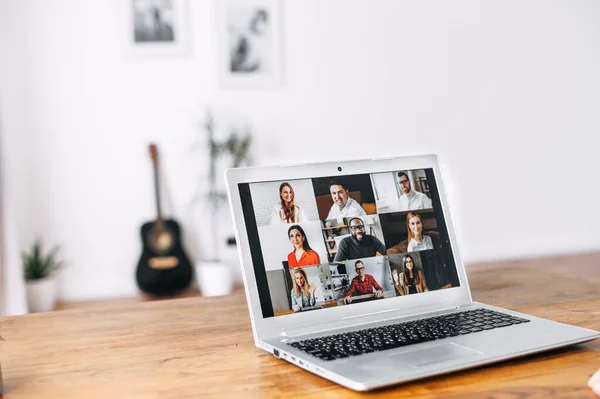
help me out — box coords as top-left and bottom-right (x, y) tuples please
(216, 0), (284, 88)
(123, 0), (190, 57)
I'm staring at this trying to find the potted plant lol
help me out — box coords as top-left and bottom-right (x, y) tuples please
(22, 240), (63, 312)
(193, 109), (253, 295)
(204, 109), (252, 258)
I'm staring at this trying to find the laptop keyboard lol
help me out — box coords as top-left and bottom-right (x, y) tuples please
(287, 308), (530, 361)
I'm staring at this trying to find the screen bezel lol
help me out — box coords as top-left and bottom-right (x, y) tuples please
(225, 154), (472, 340)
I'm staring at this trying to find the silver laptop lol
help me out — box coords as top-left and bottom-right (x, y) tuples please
(225, 154), (599, 391)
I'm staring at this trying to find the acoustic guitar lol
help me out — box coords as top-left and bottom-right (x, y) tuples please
(136, 144), (193, 296)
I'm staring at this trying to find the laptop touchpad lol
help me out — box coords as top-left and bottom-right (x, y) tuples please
(390, 343), (483, 368)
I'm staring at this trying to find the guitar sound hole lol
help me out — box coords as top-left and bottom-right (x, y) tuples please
(149, 229), (174, 254)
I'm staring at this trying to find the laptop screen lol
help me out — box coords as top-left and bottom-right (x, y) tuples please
(238, 168), (460, 318)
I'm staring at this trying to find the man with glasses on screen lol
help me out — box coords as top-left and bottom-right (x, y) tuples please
(397, 171), (432, 211)
(344, 260), (384, 304)
(334, 217), (386, 262)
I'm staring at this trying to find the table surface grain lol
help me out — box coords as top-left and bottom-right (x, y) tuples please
(1, 252), (600, 398)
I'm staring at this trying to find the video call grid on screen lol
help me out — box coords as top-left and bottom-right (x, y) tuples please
(238, 168), (460, 318)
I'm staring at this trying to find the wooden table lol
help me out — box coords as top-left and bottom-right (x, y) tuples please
(1, 252), (600, 398)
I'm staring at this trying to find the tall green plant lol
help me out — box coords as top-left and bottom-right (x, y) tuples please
(201, 109), (253, 260)
(22, 240), (63, 281)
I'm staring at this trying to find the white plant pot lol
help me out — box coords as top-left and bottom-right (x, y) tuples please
(26, 276), (57, 313)
(195, 260), (233, 297)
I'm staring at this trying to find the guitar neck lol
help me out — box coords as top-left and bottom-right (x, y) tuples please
(153, 163), (163, 223)
(149, 144), (163, 224)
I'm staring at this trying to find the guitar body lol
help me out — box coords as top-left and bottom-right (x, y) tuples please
(136, 219), (193, 296)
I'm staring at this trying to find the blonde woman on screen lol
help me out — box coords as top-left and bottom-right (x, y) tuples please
(406, 212), (434, 252)
(290, 268), (316, 312)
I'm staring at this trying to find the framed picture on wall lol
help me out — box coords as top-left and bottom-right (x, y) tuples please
(216, 0), (284, 87)
(123, 0), (190, 56)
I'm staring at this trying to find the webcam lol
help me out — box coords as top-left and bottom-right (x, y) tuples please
(337, 166), (343, 172)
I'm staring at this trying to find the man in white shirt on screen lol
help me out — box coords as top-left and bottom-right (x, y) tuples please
(397, 172), (432, 211)
(326, 179), (367, 219)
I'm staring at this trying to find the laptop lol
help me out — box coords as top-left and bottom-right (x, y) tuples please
(225, 154), (599, 391)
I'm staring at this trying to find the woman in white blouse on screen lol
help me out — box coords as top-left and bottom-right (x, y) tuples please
(406, 211), (434, 252)
(269, 182), (307, 225)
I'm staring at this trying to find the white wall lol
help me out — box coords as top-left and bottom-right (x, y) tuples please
(1, 0), (599, 313)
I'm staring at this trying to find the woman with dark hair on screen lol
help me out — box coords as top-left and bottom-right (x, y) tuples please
(392, 254), (428, 295)
(287, 225), (320, 268)
(290, 268), (317, 312)
(269, 182), (307, 225)
(406, 211), (434, 252)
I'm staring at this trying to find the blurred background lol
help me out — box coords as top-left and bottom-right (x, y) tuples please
(1, 0), (599, 315)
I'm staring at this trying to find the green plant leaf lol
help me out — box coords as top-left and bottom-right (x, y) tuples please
(22, 239), (64, 281)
